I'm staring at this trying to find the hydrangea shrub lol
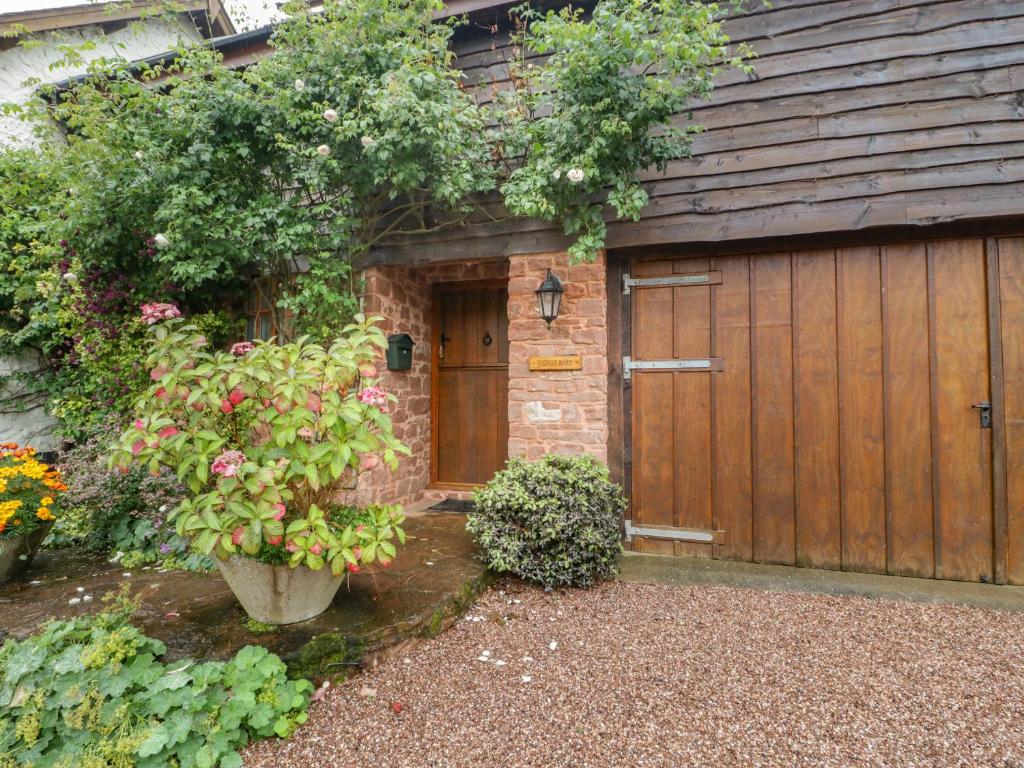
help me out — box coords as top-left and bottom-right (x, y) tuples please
(468, 455), (626, 588)
(110, 310), (409, 576)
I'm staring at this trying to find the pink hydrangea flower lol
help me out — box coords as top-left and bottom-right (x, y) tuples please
(140, 302), (181, 325)
(230, 341), (255, 356)
(211, 450), (246, 477)
(357, 385), (389, 412)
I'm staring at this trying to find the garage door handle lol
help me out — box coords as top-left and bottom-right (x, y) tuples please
(972, 401), (992, 429)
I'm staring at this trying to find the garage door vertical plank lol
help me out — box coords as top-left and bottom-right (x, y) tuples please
(882, 243), (936, 578)
(632, 260), (676, 555)
(672, 259), (714, 557)
(751, 254), (797, 565)
(713, 255), (754, 561)
(930, 239), (994, 582)
(998, 237), (1024, 584)
(793, 250), (842, 569)
(837, 246), (887, 574)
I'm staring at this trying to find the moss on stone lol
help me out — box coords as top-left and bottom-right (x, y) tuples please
(243, 617), (278, 635)
(286, 632), (365, 681)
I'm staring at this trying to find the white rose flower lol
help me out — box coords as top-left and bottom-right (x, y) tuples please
(552, 169), (561, 180)
(294, 79), (305, 91)
(567, 168), (585, 183)
(153, 233), (170, 248)
(360, 135), (377, 148)
(317, 144), (331, 157)
(323, 108), (338, 123)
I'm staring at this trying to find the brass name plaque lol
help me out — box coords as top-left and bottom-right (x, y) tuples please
(529, 355), (582, 371)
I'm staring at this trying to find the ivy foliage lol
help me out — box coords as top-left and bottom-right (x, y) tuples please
(0, 588), (312, 768)
(468, 455), (627, 588)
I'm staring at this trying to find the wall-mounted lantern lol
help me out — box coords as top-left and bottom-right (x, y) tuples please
(386, 333), (414, 371)
(535, 269), (564, 328)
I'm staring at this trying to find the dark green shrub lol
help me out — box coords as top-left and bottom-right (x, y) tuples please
(468, 455), (626, 588)
(0, 588), (311, 767)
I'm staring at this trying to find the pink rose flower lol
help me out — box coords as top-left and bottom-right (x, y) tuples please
(140, 302), (181, 325)
(211, 450), (246, 477)
(230, 341), (255, 356)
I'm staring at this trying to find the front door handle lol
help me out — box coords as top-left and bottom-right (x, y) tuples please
(972, 401), (992, 429)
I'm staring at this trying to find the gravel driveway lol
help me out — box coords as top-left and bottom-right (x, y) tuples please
(244, 581), (1024, 767)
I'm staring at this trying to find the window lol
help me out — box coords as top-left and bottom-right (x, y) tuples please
(245, 279), (292, 342)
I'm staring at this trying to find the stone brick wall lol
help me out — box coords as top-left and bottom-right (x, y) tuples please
(352, 265), (433, 507)
(507, 251), (609, 464)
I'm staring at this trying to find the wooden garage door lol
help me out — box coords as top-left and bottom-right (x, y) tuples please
(630, 237), (1024, 584)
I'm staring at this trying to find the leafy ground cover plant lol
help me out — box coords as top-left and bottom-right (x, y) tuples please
(468, 454), (626, 588)
(0, 443), (66, 538)
(109, 309), (409, 576)
(0, 587), (312, 768)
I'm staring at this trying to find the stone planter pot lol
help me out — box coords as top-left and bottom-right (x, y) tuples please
(0, 522), (53, 583)
(216, 555), (345, 625)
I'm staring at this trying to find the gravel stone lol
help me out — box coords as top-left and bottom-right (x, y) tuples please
(244, 581), (1024, 767)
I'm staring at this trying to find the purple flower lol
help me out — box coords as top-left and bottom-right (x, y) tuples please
(159, 543), (172, 554)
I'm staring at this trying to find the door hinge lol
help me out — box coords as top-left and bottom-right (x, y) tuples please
(622, 271), (722, 294)
(623, 520), (725, 544)
(622, 356), (723, 380)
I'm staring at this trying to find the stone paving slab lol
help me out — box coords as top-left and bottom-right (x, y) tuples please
(620, 551), (1024, 612)
(0, 513), (489, 678)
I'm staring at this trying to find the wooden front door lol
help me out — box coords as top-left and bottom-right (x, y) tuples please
(629, 238), (1017, 583)
(432, 283), (509, 486)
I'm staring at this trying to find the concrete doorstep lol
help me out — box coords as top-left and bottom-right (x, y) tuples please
(619, 552), (1024, 613)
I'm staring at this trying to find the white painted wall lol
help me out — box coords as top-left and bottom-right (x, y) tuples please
(1, 17), (203, 147)
(0, 15), (203, 448)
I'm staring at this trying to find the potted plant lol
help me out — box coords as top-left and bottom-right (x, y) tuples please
(110, 305), (410, 624)
(0, 443), (66, 581)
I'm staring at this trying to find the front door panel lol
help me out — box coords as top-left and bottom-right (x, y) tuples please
(434, 285), (509, 486)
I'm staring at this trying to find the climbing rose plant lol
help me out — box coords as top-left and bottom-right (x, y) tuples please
(109, 311), (410, 575)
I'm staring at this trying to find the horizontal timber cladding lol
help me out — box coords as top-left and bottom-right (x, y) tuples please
(376, 0), (1024, 262)
(628, 237), (1024, 584)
